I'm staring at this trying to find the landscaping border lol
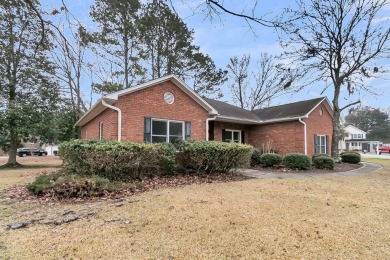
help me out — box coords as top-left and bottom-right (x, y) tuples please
(240, 162), (382, 179)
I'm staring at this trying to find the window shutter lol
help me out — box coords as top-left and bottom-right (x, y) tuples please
(314, 134), (318, 154)
(222, 129), (226, 142)
(144, 117), (151, 142)
(241, 131), (245, 144)
(325, 135), (329, 154)
(185, 121), (191, 141)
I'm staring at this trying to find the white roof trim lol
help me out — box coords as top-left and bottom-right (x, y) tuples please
(344, 125), (367, 134)
(105, 75), (218, 114)
(215, 116), (261, 124)
(305, 97), (333, 118)
(75, 75), (218, 127)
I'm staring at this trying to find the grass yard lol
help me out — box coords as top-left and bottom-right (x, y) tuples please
(1, 157), (390, 259)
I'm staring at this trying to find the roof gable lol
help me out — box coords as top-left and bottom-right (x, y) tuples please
(75, 75), (218, 127)
(344, 125), (366, 134)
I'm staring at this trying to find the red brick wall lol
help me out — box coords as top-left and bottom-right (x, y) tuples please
(80, 108), (118, 140)
(246, 101), (333, 156)
(304, 102), (333, 156)
(248, 121), (305, 155)
(81, 81), (209, 141)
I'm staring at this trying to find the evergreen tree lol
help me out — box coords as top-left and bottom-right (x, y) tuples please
(86, 0), (145, 91)
(0, 0), (60, 165)
(139, 0), (226, 97)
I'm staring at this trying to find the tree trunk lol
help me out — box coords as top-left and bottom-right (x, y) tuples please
(331, 82), (341, 159)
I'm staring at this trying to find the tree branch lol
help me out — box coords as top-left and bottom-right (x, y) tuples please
(341, 100), (361, 111)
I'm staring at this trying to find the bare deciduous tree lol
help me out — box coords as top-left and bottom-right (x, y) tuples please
(227, 53), (292, 110)
(279, 0), (390, 158)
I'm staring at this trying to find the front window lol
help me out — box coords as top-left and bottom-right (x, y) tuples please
(315, 135), (327, 154)
(223, 130), (241, 143)
(151, 119), (184, 143)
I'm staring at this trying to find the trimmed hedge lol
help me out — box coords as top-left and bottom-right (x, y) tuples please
(340, 152), (361, 164)
(283, 153), (311, 170)
(312, 153), (331, 160)
(59, 140), (176, 181)
(260, 153), (283, 167)
(175, 140), (253, 173)
(251, 149), (262, 166)
(313, 156), (335, 170)
(27, 173), (121, 198)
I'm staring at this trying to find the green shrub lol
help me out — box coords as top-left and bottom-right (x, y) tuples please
(312, 153), (331, 160)
(27, 173), (121, 198)
(340, 152), (361, 164)
(313, 156), (335, 170)
(59, 140), (176, 181)
(251, 149), (262, 166)
(175, 140), (253, 174)
(283, 153), (311, 170)
(260, 153), (283, 167)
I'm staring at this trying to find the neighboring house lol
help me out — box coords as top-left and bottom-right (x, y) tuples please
(42, 144), (59, 156)
(76, 75), (333, 156)
(339, 125), (382, 152)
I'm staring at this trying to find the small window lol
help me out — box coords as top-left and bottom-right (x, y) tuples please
(99, 122), (103, 140)
(223, 129), (242, 143)
(315, 134), (327, 154)
(319, 108), (323, 115)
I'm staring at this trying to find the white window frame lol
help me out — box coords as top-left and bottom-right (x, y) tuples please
(316, 134), (327, 154)
(151, 118), (184, 143)
(99, 122), (103, 141)
(224, 129), (242, 143)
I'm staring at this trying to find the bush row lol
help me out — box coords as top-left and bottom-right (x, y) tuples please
(59, 140), (176, 181)
(59, 140), (253, 181)
(251, 150), (360, 170)
(175, 141), (253, 174)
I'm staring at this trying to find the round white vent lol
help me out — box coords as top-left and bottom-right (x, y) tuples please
(164, 92), (174, 104)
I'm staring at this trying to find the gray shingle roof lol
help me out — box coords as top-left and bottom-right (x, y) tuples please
(203, 98), (260, 121)
(203, 97), (327, 122)
(252, 97), (325, 121)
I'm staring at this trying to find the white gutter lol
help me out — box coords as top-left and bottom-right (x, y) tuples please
(299, 117), (307, 155)
(101, 99), (122, 142)
(206, 116), (217, 141)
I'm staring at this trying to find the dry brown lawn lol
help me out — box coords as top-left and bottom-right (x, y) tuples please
(1, 156), (390, 259)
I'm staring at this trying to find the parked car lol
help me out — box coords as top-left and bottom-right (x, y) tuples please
(374, 144), (390, 155)
(17, 148), (48, 157)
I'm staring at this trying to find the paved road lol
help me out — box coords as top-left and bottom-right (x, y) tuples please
(239, 162), (382, 179)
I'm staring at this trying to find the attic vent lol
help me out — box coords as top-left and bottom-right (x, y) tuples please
(320, 107), (323, 115)
(164, 92), (175, 104)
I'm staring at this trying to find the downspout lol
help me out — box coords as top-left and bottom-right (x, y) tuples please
(206, 116), (217, 141)
(101, 99), (122, 142)
(299, 117), (307, 155)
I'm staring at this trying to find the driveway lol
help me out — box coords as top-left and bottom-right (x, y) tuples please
(240, 162), (382, 179)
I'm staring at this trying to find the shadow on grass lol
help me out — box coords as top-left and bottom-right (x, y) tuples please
(0, 164), (62, 171)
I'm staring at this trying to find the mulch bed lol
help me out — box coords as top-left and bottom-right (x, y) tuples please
(4, 173), (250, 204)
(251, 162), (363, 174)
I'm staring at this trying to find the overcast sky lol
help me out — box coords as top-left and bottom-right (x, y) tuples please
(44, 0), (389, 113)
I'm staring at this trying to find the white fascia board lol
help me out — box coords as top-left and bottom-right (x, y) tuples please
(260, 116), (305, 124)
(75, 75), (219, 127)
(215, 116), (261, 124)
(105, 75), (218, 115)
(305, 97), (333, 118)
(74, 98), (116, 127)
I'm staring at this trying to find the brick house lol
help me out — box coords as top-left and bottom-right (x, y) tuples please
(76, 75), (333, 156)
